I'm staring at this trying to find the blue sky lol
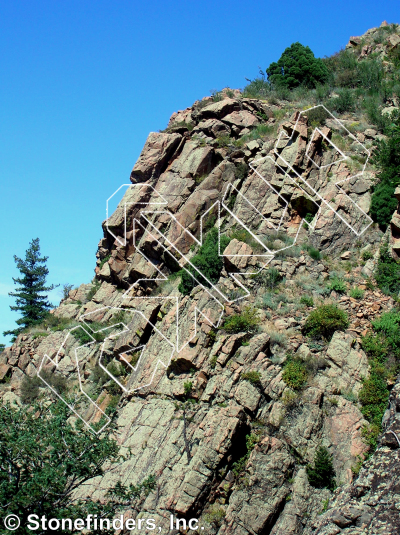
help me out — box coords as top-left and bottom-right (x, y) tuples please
(0, 0), (398, 345)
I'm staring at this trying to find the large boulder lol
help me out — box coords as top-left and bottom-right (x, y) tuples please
(130, 132), (182, 183)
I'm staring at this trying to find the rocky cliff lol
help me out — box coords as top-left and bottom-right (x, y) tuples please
(2, 22), (400, 535)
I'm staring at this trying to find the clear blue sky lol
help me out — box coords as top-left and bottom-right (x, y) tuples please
(0, 0), (398, 345)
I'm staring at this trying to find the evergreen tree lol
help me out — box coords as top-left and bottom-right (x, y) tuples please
(306, 446), (336, 491)
(3, 238), (58, 341)
(266, 42), (329, 89)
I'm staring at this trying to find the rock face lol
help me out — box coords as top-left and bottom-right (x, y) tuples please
(346, 21), (400, 62)
(3, 24), (400, 535)
(306, 377), (400, 535)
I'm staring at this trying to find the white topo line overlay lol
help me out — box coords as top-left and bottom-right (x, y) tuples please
(40, 105), (371, 433)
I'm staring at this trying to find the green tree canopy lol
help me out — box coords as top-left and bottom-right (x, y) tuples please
(306, 446), (336, 491)
(0, 401), (155, 535)
(370, 111), (400, 229)
(3, 238), (58, 341)
(266, 42), (329, 89)
(179, 227), (230, 295)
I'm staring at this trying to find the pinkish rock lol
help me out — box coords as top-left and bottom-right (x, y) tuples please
(221, 110), (259, 129)
(0, 364), (10, 381)
(130, 132), (182, 183)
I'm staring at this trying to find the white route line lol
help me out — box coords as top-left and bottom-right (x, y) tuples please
(38, 307), (174, 434)
(275, 104), (373, 236)
(39, 104), (373, 433)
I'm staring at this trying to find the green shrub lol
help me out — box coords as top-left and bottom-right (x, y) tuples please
(234, 162), (248, 181)
(252, 267), (282, 289)
(204, 505), (226, 528)
(98, 255), (111, 270)
(106, 379), (122, 396)
(358, 367), (389, 427)
(216, 134), (233, 147)
(361, 423), (380, 451)
(86, 280), (101, 301)
(241, 371), (262, 385)
(341, 389), (358, 403)
(371, 311), (400, 350)
(282, 357), (308, 390)
(72, 324), (103, 345)
(303, 304), (349, 339)
(305, 106), (330, 126)
(370, 182), (398, 230)
(315, 84), (330, 102)
(227, 226), (264, 252)
(61, 283), (74, 300)
(262, 293), (278, 311)
(91, 364), (108, 386)
(222, 306), (261, 334)
(363, 96), (389, 133)
(32, 332), (49, 339)
(275, 245), (302, 259)
(20, 370), (68, 405)
(42, 371), (67, 396)
(179, 228), (230, 295)
(305, 245), (321, 261)
(112, 309), (130, 325)
(300, 295), (314, 307)
(357, 58), (384, 92)
(266, 42), (329, 89)
(232, 433), (260, 477)
(365, 277), (374, 291)
(274, 85), (291, 101)
(184, 381), (193, 396)
(388, 45), (400, 68)
(306, 446), (336, 491)
(227, 193), (237, 210)
(349, 287), (365, 299)
(327, 88), (355, 113)
(369, 111), (400, 229)
(361, 332), (390, 362)
(106, 394), (120, 414)
(211, 89), (223, 102)
(374, 244), (400, 296)
(359, 310), (400, 442)
(20, 375), (41, 404)
(106, 361), (123, 378)
(242, 77), (271, 99)
(362, 250), (373, 261)
(22, 312), (78, 335)
(162, 120), (195, 133)
(269, 330), (287, 347)
(208, 329), (217, 343)
(328, 276), (347, 294)
(304, 212), (315, 224)
(323, 49), (358, 87)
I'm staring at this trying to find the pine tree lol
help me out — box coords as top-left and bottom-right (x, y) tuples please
(3, 238), (58, 341)
(266, 42), (329, 89)
(306, 446), (336, 491)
